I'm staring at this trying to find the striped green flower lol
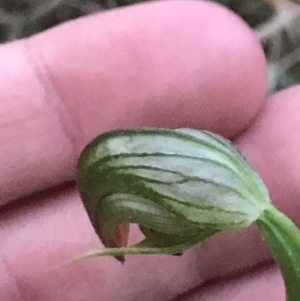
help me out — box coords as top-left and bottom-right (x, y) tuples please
(71, 127), (300, 301)
(76, 128), (271, 260)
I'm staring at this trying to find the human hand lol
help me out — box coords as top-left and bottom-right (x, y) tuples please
(0, 1), (298, 300)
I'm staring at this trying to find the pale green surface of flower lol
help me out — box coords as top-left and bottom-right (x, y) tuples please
(76, 128), (271, 257)
(74, 127), (300, 301)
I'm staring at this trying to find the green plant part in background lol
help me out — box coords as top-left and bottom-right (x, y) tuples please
(74, 127), (300, 301)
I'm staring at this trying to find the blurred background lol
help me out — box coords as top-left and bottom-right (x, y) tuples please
(0, 0), (300, 93)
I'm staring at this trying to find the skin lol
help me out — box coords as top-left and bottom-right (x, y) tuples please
(0, 0), (299, 300)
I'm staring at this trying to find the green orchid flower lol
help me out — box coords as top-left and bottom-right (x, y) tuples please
(73, 127), (300, 301)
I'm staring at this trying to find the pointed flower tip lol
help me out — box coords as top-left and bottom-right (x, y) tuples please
(100, 223), (128, 263)
(115, 255), (126, 263)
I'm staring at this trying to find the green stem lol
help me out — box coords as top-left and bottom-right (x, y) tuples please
(257, 205), (300, 301)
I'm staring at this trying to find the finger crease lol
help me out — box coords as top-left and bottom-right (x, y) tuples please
(0, 254), (29, 301)
(22, 39), (82, 158)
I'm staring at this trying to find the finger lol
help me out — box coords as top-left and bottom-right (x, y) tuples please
(2, 87), (300, 300)
(177, 266), (285, 301)
(0, 0), (266, 205)
(236, 85), (300, 224)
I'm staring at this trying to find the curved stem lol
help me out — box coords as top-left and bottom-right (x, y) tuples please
(257, 205), (300, 301)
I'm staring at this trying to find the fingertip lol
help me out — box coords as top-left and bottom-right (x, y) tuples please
(27, 0), (267, 143)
